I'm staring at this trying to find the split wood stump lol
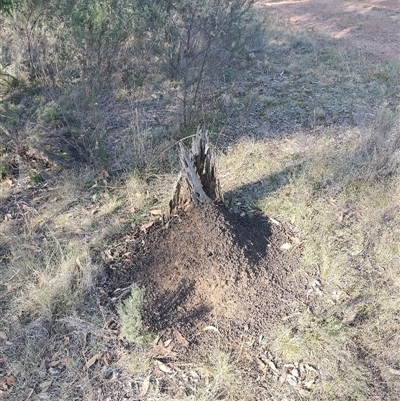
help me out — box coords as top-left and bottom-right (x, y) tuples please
(169, 128), (223, 216)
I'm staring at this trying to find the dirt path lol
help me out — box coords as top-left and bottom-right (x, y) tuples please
(256, 0), (400, 61)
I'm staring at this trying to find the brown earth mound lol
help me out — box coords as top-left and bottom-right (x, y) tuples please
(102, 204), (310, 355)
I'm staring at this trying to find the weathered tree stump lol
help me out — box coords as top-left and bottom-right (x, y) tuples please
(169, 128), (223, 216)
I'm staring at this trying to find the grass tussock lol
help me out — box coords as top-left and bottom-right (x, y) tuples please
(190, 351), (245, 401)
(352, 104), (400, 181)
(13, 237), (94, 319)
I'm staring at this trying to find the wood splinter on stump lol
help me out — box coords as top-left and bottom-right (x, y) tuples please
(169, 128), (224, 216)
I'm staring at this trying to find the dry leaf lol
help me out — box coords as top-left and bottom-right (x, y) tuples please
(257, 358), (267, 374)
(85, 352), (103, 369)
(164, 339), (173, 348)
(332, 290), (350, 303)
(268, 360), (280, 375)
(286, 374), (298, 386)
(156, 361), (173, 374)
(94, 169), (109, 182)
(0, 377), (7, 390)
(148, 343), (163, 357)
(149, 342), (177, 359)
(280, 243), (293, 250)
(102, 353), (110, 366)
(278, 370), (287, 384)
(104, 249), (114, 260)
(149, 338), (174, 358)
(342, 312), (358, 325)
(138, 375), (150, 397)
(0, 376), (15, 391)
(39, 380), (52, 392)
(202, 326), (221, 334)
(304, 364), (318, 373)
(155, 347), (175, 358)
(388, 368), (400, 376)
(0, 332), (7, 341)
(48, 358), (68, 368)
(140, 221), (154, 232)
(150, 209), (163, 216)
(174, 329), (189, 347)
(5, 376), (15, 387)
(165, 341), (176, 354)
(290, 236), (301, 245)
(282, 312), (301, 321)
(283, 363), (295, 369)
(327, 196), (336, 205)
(303, 379), (316, 389)
(269, 217), (281, 226)
(76, 256), (83, 269)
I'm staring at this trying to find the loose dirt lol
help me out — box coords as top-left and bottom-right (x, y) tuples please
(257, 0), (400, 62)
(102, 204), (309, 357)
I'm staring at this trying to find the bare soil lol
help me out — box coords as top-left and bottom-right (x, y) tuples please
(102, 204), (309, 355)
(257, 0), (400, 62)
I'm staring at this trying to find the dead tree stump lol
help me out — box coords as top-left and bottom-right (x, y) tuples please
(169, 128), (223, 216)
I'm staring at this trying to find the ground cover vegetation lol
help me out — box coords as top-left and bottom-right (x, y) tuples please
(0, 0), (399, 400)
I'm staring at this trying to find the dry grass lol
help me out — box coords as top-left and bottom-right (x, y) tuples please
(3, 101), (397, 401)
(0, 162), (176, 399)
(219, 108), (400, 400)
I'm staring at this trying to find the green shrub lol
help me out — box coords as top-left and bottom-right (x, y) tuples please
(118, 286), (154, 345)
(0, 0), (16, 16)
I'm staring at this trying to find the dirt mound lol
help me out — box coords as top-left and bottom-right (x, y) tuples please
(102, 204), (308, 352)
